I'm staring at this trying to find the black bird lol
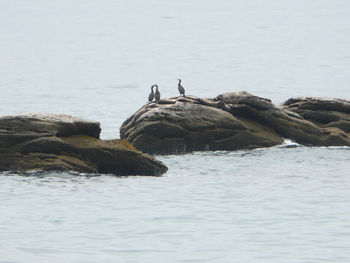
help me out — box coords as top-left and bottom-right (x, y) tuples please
(148, 85), (155, 102)
(154, 85), (160, 102)
(178, 79), (185, 96)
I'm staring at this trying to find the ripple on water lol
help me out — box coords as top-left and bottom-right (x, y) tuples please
(0, 146), (350, 262)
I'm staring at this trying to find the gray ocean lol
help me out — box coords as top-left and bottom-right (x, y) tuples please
(1, 1), (350, 262)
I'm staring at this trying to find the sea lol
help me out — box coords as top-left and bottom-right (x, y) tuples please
(1, 0), (350, 262)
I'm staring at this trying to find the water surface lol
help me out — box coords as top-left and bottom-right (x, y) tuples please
(1, 0), (350, 262)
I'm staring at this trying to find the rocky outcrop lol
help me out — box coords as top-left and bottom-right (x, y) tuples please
(120, 95), (283, 154)
(282, 97), (350, 133)
(222, 92), (350, 146)
(120, 92), (350, 154)
(0, 113), (167, 176)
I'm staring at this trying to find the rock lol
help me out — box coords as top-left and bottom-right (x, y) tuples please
(216, 91), (274, 110)
(282, 97), (350, 133)
(0, 114), (167, 176)
(120, 92), (350, 154)
(120, 96), (284, 154)
(0, 113), (101, 147)
(218, 92), (350, 147)
(282, 97), (350, 113)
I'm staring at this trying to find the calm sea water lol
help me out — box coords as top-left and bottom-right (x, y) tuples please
(1, 0), (350, 262)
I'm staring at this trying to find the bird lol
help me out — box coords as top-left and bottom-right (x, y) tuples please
(178, 79), (185, 96)
(148, 85), (155, 102)
(154, 85), (160, 102)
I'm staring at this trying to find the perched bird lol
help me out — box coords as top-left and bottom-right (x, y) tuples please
(154, 85), (160, 102)
(178, 79), (185, 96)
(148, 85), (155, 102)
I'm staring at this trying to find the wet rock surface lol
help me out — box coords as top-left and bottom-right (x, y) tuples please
(120, 92), (350, 154)
(0, 113), (167, 176)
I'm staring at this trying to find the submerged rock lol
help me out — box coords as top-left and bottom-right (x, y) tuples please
(120, 92), (350, 154)
(0, 113), (167, 176)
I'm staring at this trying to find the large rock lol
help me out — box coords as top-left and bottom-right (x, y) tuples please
(120, 92), (350, 154)
(0, 113), (101, 147)
(282, 97), (350, 133)
(0, 113), (167, 176)
(219, 92), (350, 146)
(120, 96), (284, 154)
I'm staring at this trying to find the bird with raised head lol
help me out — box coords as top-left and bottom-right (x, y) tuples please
(154, 85), (160, 102)
(148, 85), (155, 102)
(178, 79), (185, 97)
